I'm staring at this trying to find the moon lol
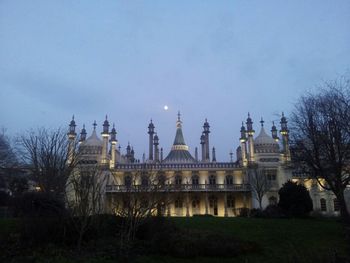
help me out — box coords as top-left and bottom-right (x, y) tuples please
(164, 105), (169, 111)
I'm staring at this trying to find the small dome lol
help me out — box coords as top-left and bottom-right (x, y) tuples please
(81, 130), (103, 147)
(254, 127), (279, 153)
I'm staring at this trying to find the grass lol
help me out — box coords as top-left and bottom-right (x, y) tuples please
(0, 217), (348, 263)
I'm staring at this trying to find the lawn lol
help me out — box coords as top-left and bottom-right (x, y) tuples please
(0, 217), (348, 263)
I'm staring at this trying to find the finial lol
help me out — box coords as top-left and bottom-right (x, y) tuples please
(177, 111), (181, 121)
(272, 121), (275, 126)
(105, 114), (108, 120)
(113, 123), (115, 128)
(83, 124), (85, 129)
(150, 118), (153, 123)
(72, 115), (75, 120)
(205, 118), (207, 122)
(248, 112), (250, 118)
(282, 112), (285, 117)
(260, 117), (264, 127)
(93, 120), (97, 130)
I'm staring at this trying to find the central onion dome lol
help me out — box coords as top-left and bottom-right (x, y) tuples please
(79, 121), (103, 155)
(254, 121), (279, 153)
(163, 112), (195, 163)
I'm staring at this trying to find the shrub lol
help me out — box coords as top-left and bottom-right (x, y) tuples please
(278, 180), (313, 217)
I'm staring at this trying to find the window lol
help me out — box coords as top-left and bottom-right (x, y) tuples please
(333, 199), (340, 212)
(320, 198), (327, 211)
(269, 196), (277, 206)
(175, 175), (182, 185)
(175, 198), (183, 208)
(141, 174), (149, 187)
(226, 175), (233, 185)
(209, 174), (216, 185)
(157, 173), (166, 186)
(192, 198), (200, 208)
(192, 174), (199, 185)
(265, 170), (277, 181)
(209, 196), (217, 208)
(124, 175), (132, 187)
(227, 195), (235, 208)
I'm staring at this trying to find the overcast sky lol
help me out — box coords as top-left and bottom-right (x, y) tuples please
(1, 1), (349, 161)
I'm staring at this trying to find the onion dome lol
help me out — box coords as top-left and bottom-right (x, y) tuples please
(80, 124), (87, 142)
(163, 112), (195, 163)
(246, 113), (254, 134)
(68, 115), (77, 135)
(148, 119), (155, 134)
(79, 121), (103, 155)
(240, 121), (247, 142)
(102, 115), (109, 134)
(110, 123), (117, 142)
(254, 118), (279, 153)
(203, 118), (210, 133)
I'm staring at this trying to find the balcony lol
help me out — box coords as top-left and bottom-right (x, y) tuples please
(105, 183), (251, 193)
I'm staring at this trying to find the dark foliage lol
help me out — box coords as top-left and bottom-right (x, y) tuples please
(278, 181), (313, 217)
(250, 205), (286, 218)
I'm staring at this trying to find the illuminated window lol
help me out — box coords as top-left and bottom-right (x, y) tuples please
(333, 199), (340, 211)
(320, 198), (327, 211)
(227, 195), (235, 208)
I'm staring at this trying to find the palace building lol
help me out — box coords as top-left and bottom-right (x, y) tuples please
(67, 113), (348, 217)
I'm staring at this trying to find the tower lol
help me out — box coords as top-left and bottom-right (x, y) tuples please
(239, 121), (248, 166)
(148, 119), (155, 161)
(79, 124), (87, 144)
(101, 115), (110, 165)
(200, 133), (205, 162)
(110, 123), (117, 169)
(154, 133), (160, 162)
(246, 113), (255, 163)
(271, 121), (279, 142)
(67, 115), (77, 164)
(280, 112), (291, 162)
(203, 119), (210, 162)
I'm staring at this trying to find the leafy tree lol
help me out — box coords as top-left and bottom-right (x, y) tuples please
(290, 77), (350, 223)
(278, 180), (313, 217)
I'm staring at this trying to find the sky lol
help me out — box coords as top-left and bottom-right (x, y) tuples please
(1, 0), (350, 161)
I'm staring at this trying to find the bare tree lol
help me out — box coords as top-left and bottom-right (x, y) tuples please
(290, 77), (350, 223)
(18, 127), (79, 199)
(248, 163), (268, 210)
(0, 128), (17, 168)
(67, 164), (106, 251)
(112, 168), (172, 257)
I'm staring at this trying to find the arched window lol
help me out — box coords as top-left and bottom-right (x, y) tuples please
(333, 198), (340, 212)
(209, 174), (216, 185)
(227, 195), (235, 208)
(226, 175), (233, 185)
(269, 196), (277, 206)
(124, 175), (132, 188)
(320, 198), (327, 211)
(175, 198), (183, 208)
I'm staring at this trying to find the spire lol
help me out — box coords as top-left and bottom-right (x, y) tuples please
(212, 147), (216, 162)
(102, 115), (109, 134)
(163, 113), (195, 163)
(271, 121), (279, 141)
(110, 123), (117, 142)
(80, 124), (87, 142)
(240, 121), (247, 142)
(68, 115), (77, 135)
(260, 117), (264, 127)
(93, 120), (97, 130)
(280, 112), (288, 134)
(246, 113), (254, 134)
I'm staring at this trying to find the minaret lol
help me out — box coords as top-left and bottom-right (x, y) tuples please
(79, 124), (87, 144)
(148, 119), (155, 161)
(200, 133), (206, 162)
(67, 115), (77, 164)
(154, 133), (160, 162)
(271, 121), (279, 142)
(246, 113), (255, 163)
(126, 143), (131, 163)
(195, 147), (198, 162)
(239, 121), (248, 166)
(203, 119), (210, 162)
(212, 147), (216, 162)
(160, 147), (163, 162)
(280, 112), (291, 162)
(131, 147), (135, 163)
(109, 123), (117, 169)
(101, 115), (110, 165)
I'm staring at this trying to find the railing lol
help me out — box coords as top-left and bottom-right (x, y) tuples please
(105, 183), (251, 193)
(114, 162), (240, 171)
